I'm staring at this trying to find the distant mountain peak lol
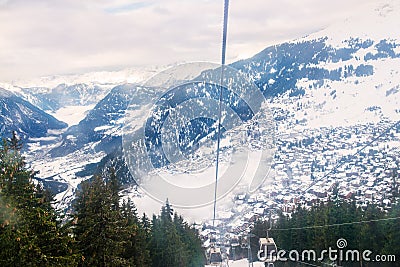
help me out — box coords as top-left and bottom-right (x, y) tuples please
(6, 66), (166, 89)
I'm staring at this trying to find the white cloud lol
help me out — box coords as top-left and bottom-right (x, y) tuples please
(0, 0), (378, 82)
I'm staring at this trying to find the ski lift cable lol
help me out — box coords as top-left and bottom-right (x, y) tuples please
(227, 215), (399, 266)
(232, 215), (400, 243)
(213, 0), (230, 228)
(240, 216), (400, 235)
(302, 120), (400, 194)
(269, 215), (400, 231)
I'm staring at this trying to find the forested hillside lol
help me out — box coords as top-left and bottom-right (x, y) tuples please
(0, 134), (205, 267)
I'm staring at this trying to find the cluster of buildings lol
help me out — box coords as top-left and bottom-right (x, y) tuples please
(201, 119), (400, 248)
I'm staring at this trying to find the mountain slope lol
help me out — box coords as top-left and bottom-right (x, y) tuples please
(49, 84), (158, 157)
(230, 1), (400, 127)
(0, 88), (67, 139)
(24, 1), (400, 215)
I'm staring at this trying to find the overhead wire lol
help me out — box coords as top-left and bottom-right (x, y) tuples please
(213, 0), (230, 228)
(270, 215), (400, 231)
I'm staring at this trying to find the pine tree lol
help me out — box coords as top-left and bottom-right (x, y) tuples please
(149, 201), (205, 267)
(107, 167), (120, 211)
(0, 137), (79, 266)
(73, 168), (153, 266)
(173, 213), (205, 267)
(8, 131), (23, 151)
(142, 213), (152, 239)
(358, 204), (385, 255)
(382, 202), (400, 262)
(73, 175), (127, 266)
(121, 199), (151, 267)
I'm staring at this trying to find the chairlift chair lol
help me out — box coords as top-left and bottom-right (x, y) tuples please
(257, 237), (277, 263)
(209, 247), (223, 266)
(240, 235), (248, 249)
(230, 236), (240, 247)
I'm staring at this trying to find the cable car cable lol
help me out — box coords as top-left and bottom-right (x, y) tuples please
(232, 216), (400, 250)
(213, 0), (230, 228)
(234, 215), (400, 236)
(269, 215), (400, 231)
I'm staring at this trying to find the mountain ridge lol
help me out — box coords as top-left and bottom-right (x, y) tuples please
(0, 87), (67, 140)
(12, 0), (400, 215)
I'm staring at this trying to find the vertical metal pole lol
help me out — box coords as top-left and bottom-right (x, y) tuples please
(247, 233), (253, 267)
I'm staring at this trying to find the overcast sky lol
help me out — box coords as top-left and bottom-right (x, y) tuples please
(0, 0), (377, 82)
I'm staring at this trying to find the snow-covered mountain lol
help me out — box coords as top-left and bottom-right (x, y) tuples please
(0, 83), (112, 126)
(0, 88), (67, 140)
(25, 83), (107, 110)
(18, 0), (400, 215)
(1, 66), (162, 127)
(232, 1), (400, 123)
(7, 66), (161, 89)
(48, 84), (158, 157)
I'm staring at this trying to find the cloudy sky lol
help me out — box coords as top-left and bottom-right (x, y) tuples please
(0, 0), (377, 82)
